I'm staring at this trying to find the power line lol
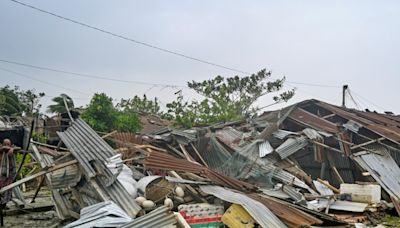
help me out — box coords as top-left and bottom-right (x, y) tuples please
(285, 81), (340, 88)
(0, 58), (341, 89)
(0, 66), (90, 95)
(8, 0), (249, 75)
(7, 1), (343, 89)
(0, 59), (186, 88)
(351, 90), (388, 111)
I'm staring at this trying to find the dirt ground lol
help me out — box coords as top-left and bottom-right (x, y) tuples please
(3, 210), (61, 228)
(1, 188), (64, 228)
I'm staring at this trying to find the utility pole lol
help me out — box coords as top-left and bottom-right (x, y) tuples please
(342, 85), (348, 107)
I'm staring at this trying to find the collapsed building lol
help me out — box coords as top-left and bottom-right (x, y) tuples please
(3, 99), (400, 227)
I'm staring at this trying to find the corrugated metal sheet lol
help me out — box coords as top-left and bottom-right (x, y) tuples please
(215, 127), (243, 148)
(64, 201), (132, 228)
(259, 140), (274, 157)
(112, 132), (143, 145)
(144, 150), (255, 190)
(289, 107), (339, 133)
(282, 185), (305, 204)
(31, 144), (72, 220)
(316, 101), (400, 143)
(303, 128), (323, 140)
(273, 168), (316, 193)
(58, 119), (116, 178)
(172, 129), (197, 145)
(272, 129), (298, 139)
(248, 193), (323, 227)
(313, 180), (334, 196)
(343, 120), (362, 133)
(57, 118), (141, 217)
(120, 206), (176, 228)
(307, 199), (368, 212)
(260, 188), (291, 199)
(50, 164), (81, 189)
(275, 136), (308, 159)
(199, 185), (287, 228)
(352, 150), (400, 201)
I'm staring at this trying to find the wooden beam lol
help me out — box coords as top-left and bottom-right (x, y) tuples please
(190, 143), (208, 167)
(317, 178), (340, 194)
(179, 144), (197, 163)
(101, 130), (117, 139)
(0, 160), (78, 194)
(311, 140), (343, 153)
(322, 113), (336, 119)
(31, 141), (69, 151)
(351, 137), (385, 150)
(30, 176), (45, 203)
(326, 152), (344, 184)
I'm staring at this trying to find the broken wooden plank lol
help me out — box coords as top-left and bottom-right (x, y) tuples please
(350, 137), (385, 150)
(190, 143), (208, 167)
(0, 160), (78, 194)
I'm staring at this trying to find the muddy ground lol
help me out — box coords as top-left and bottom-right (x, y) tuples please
(1, 188), (65, 228)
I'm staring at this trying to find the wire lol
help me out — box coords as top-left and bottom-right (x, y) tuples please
(7, 1), (342, 89)
(8, 0), (248, 74)
(351, 90), (388, 111)
(285, 81), (340, 88)
(0, 66), (90, 95)
(0, 59), (186, 88)
(0, 58), (341, 90)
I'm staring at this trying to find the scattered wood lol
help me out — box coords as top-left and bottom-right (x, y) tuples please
(0, 160), (78, 194)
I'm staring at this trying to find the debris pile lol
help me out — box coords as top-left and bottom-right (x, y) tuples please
(9, 99), (400, 227)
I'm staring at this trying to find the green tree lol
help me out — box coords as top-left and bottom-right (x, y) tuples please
(47, 94), (75, 114)
(115, 111), (141, 133)
(82, 93), (141, 133)
(167, 69), (295, 127)
(118, 95), (162, 115)
(0, 85), (44, 116)
(19, 89), (46, 116)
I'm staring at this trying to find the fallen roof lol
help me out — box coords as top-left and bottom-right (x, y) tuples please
(58, 118), (141, 217)
(144, 150), (255, 190)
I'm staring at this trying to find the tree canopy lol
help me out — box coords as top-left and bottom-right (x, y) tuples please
(0, 85), (45, 116)
(117, 95), (162, 115)
(47, 94), (75, 114)
(166, 69), (295, 127)
(81, 93), (141, 133)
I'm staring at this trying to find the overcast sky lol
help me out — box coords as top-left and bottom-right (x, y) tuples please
(1, 0), (399, 114)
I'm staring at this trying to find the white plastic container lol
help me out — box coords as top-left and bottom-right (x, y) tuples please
(340, 183), (381, 204)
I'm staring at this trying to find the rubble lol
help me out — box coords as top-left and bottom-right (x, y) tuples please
(1, 98), (400, 227)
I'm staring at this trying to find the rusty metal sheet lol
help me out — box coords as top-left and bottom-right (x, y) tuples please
(354, 110), (400, 128)
(112, 132), (143, 145)
(316, 101), (400, 143)
(367, 125), (400, 143)
(144, 150), (255, 190)
(338, 132), (351, 156)
(248, 193), (323, 227)
(289, 108), (339, 133)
